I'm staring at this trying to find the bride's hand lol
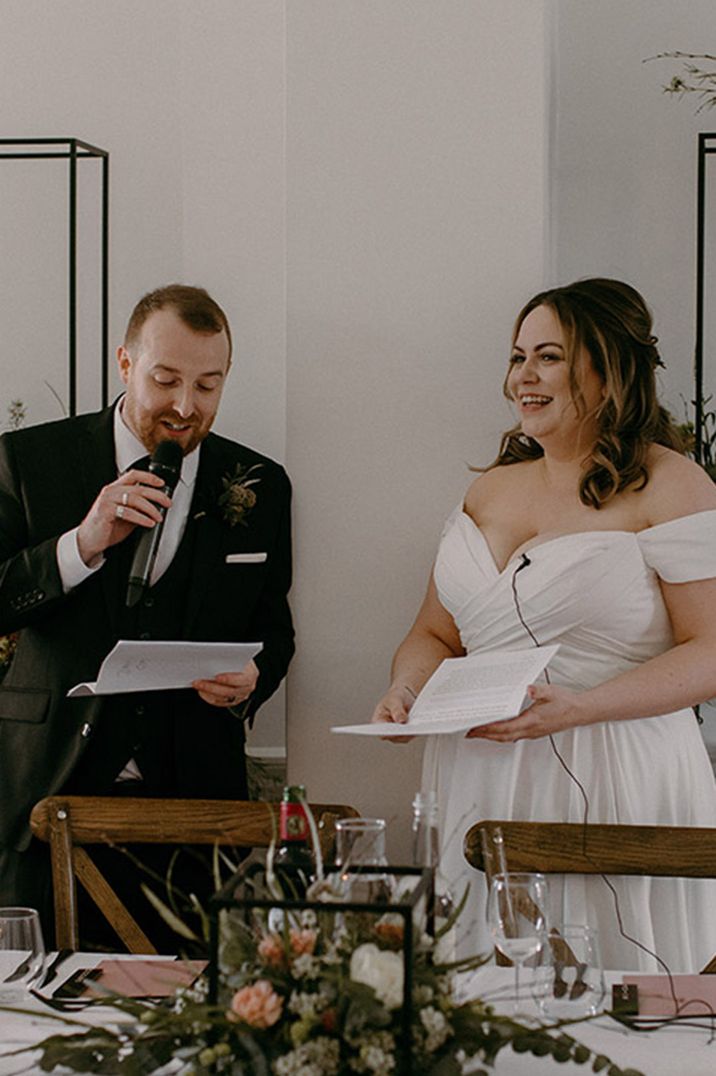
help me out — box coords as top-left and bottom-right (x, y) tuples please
(371, 684), (416, 743)
(465, 683), (590, 742)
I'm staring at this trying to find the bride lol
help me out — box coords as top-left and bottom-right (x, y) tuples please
(372, 278), (716, 971)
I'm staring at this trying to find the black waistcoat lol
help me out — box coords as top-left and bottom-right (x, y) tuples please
(65, 518), (197, 795)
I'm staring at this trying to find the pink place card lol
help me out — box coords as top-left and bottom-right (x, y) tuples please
(621, 974), (716, 1018)
(85, 958), (207, 998)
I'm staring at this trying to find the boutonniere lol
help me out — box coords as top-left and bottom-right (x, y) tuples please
(0, 631), (18, 671)
(218, 463), (262, 527)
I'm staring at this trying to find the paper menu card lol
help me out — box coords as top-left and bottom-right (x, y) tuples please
(78, 958), (206, 999)
(67, 640), (263, 697)
(332, 645), (559, 736)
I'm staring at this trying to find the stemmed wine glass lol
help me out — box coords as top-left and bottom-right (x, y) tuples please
(486, 873), (548, 1014)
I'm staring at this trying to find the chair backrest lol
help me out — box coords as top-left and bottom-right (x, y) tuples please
(464, 819), (716, 973)
(30, 795), (359, 953)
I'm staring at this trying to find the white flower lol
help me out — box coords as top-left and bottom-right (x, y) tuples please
(419, 1004), (451, 1052)
(273, 1037), (340, 1075)
(288, 990), (323, 1018)
(291, 953), (320, 979)
(349, 943), (404, 1010)
(349, 1031), (396, 1075)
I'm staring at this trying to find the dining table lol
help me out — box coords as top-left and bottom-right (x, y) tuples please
(0, 951), (186, 1076)
(2, 954), (715, 1074)
(460, 966), (716, 1076)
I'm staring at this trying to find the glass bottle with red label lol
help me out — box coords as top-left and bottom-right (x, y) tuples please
(274, 784), (314, 896)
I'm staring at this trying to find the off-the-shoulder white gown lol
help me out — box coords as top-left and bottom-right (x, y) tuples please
(422, 508), (716, 970)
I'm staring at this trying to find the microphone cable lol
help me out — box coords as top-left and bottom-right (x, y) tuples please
(508, 553), (716, 1026)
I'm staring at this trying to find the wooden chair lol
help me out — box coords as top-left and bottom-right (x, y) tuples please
(30, 795), (359, 953)
(464, 819), (716, 973)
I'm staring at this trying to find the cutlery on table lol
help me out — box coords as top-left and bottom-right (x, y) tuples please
(38, 948), (73, 989)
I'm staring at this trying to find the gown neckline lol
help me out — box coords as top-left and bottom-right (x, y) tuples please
(458, 506), (716, 577)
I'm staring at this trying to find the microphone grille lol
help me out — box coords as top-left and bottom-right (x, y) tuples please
(149, 440), (183, 490)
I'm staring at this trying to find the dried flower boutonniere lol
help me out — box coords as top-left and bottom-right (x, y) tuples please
(218, 462), (262, 527)
(0, 631), (18, 676)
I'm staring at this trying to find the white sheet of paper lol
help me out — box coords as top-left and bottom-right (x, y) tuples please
(332, 645), (559, 736)
(67, 640), (263, 697)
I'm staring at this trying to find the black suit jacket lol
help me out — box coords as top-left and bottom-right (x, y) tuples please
(0, 405), (294, 850)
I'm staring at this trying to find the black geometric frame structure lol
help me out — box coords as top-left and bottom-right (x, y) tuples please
(695, 132), (716, 461)
(0, 138), (109, 416)
(209, 861), (434, 1074)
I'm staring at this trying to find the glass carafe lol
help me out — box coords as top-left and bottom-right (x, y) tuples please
(334, 818), (392, 903)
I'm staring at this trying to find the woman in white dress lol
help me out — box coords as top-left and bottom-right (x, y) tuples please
(372, 278), (716, 971)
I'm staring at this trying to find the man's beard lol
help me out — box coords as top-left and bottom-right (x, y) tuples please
(126, 405), (212, 456)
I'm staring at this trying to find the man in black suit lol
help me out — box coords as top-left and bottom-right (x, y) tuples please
(0, 284), (294, 938)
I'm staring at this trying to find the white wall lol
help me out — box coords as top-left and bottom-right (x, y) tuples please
(1, 1), (547, 854)
(549, 0), (716, 417)
(284, 1), (547, 854)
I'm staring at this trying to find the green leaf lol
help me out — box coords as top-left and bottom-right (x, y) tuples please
(140, 882), (200, 941)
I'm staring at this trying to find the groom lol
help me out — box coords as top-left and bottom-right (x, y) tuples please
(0, 284), (294, 932)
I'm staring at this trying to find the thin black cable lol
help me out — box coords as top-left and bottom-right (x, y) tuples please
(509, 555), (707, 1024)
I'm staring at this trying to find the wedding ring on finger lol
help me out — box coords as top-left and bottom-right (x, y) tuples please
(116, 504), (125, 520)
(121, 491), (129, 506)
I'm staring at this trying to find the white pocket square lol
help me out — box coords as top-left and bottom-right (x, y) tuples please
(225, 552), (268, 564)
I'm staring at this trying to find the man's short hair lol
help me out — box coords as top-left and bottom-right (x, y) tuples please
(124, 284), (232, 361)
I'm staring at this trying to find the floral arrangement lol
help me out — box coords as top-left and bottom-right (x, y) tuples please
(12, 874), (644, 1076)
(218, 463), (262, 528)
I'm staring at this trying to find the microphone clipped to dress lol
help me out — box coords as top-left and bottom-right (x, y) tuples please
(126, 440), (183, 607)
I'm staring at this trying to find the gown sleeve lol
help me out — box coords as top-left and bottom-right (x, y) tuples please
(637, 509), (716, 582)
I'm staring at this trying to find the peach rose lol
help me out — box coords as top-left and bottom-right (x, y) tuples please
(258, 933), (286, 967)
(290, 929), (317, 956)
(228, 980), (283, 1029)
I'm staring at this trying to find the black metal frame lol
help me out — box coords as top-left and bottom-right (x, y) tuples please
(0, 137), (109, 416)
(209, 861), (434, 1075)
(695, 133), (716, 460)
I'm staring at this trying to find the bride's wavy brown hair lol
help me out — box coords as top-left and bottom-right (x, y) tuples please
(489, 278), (684, 508)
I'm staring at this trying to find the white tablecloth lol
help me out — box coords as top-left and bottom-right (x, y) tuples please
(2, 956), (715, 1075)
(0, 952), (181, 1076)
(463, 967), (716, 1076)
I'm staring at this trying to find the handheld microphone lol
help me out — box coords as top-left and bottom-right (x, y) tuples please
(126, 440), (183, 607)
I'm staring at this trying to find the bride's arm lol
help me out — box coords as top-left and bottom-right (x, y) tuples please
(371, 573), (464, 733)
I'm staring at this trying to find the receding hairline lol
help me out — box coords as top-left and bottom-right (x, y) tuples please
(123, 284), (233, 363)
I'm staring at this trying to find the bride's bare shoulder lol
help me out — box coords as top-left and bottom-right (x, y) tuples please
(463, 460), (538, 516)
(643, 444), (716, 524)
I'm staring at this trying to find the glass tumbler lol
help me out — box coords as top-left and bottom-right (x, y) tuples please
(532, 925), (606, 1019)
(0, 907), (46, 1003)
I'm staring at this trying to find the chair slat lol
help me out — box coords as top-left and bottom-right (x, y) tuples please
(465, 821), (716, 878)
(30, 796), (360, 953)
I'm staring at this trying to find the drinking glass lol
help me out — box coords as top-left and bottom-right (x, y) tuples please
(0, 907), (46, 1003)
(532, 925), (606, 1019)
(334, 818), (392, 902)
(486, 872), (548, 1014)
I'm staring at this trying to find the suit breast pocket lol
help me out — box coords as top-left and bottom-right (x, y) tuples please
(0, 687), (52, 724)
